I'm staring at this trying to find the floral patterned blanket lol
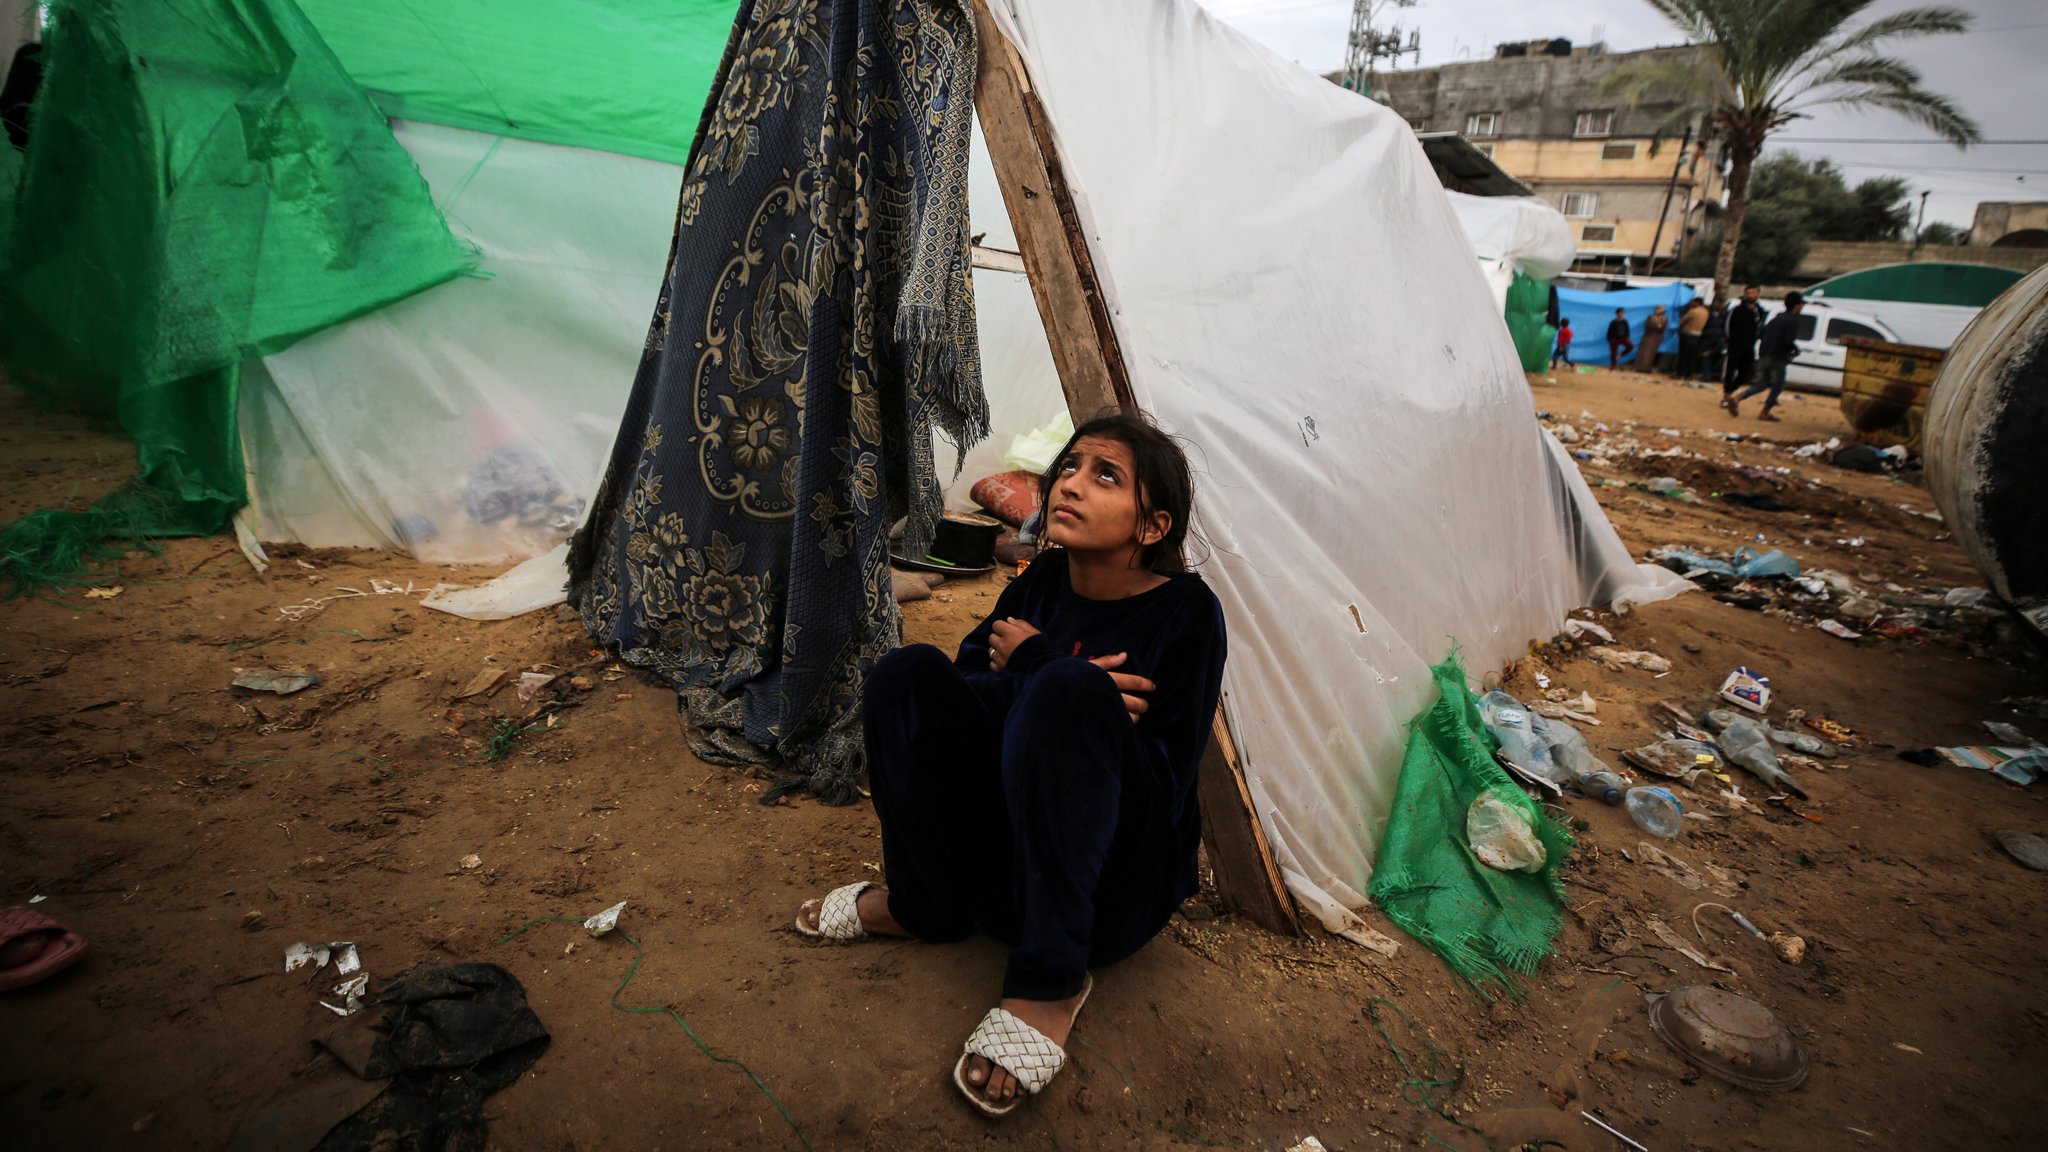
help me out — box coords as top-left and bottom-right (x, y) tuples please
(567, 0), (985, 802)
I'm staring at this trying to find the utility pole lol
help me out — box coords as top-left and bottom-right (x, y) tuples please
(1648, 124), (1692, 272)
(1912, 189), (1931, 254)
(1343, 0), (1421, 97)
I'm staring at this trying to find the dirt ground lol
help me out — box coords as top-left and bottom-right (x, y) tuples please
(2, 369), (2045, 1151)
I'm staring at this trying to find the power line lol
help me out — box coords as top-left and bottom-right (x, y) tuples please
(1775, 138), (2048, 145)
(1826, 161), (2048, 175)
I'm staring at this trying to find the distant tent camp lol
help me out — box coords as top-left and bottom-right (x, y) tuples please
(0, 0), (1687, 935)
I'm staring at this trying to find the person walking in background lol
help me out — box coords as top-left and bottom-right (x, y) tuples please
(1551, 318), (1574, 369)
(1606, 308), (1633, 368)
(1728, 292), (1804, 421)
(1701, 298), (1729, 382)
(1676, 296), (1709, 378)
(1632, 305), (1668, 373)
(1723, 285), (1765, 404)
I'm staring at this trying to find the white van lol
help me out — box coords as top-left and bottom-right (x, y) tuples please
(1761, 302), (1901, 394)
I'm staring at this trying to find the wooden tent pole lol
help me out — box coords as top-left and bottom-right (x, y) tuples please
(969, 0), (1298, 935)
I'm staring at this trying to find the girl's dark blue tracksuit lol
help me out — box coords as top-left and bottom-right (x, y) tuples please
(862, 549), (1228, 1000)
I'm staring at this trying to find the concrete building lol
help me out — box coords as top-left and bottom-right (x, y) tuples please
(1369, 40), (1725, 273)
(1969, 202), (2048, 248)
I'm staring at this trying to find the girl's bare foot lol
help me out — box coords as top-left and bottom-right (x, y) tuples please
(798, 885), (913, 937)
(962, 989), (1087, 1105)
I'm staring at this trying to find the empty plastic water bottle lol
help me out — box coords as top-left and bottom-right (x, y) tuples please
(1715, 716), (1810, 799)
(1539, 717), (1627, 804)
(1478, 690), (1568, 789)
(1625, 786), (1685, 838)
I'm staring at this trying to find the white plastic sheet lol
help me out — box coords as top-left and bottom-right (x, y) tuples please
(1445, 191), (1577, 281)
(983, 0), (1686, 923)
(240, 121), (683, 563)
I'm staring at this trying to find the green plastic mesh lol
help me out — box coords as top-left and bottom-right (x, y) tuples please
(296, 0), (738, 165)
(1368, 652), (1574, 999)
(1505, 271), (1558, 374)
(0, 0), (472, 593)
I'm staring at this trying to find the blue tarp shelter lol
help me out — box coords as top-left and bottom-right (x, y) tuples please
(1555, 283), (1696, 361)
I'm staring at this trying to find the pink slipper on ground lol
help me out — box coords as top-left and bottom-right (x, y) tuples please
(0, 906), (89, 991)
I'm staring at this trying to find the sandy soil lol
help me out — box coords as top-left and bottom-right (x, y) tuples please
(2, 370), (2045, 1151)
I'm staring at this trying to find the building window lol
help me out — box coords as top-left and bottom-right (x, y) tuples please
(1574, 110), (1614, 137)
(1561, 192), (1599, 218)
(1466, 112), (1499, 137)
(1581, 224), (1617, 243)
(1600, 142), (1638, 161)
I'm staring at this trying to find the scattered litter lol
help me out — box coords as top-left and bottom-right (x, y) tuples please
(1645, 916), (1733, 973)
(1287, 1139), (1330, 1152)
(1634, 840), (1704, 889)
(1333, 909), (1402, 957)
(232, 667), (323, 696)
(28, 894), (46, 904)
(1922, 745), (2046, 786)
(1534, 702), (1602, 727)
(1622, 740), (1718, 785)
(1589, 646), (1672, 674)
(1893, 1042), (1923, 1055)
(583, 900), (627, 937)
(1994, 830), (2048, 872)
(1563, 690), (1597, 715)
(1626, 787), (1685, 839)
(1983, 720), (2040, 747)
(284, 941), (367, 1016)
(1708, 712), (1809, 799)
(1580, 1111), (1649, 1152)
(1535, 672), (1552, 689)
(1945, 587), (1990, 608)
(1804, 716), (1859, 745)
(515, 671), (556, 704)
(1718, 667), (1772, 714)
(1817, 619), (1862, 640)
(453, 667), (509, 701)
(461, 854), (483, 870)
(1466, 794), (1548, 873)
(1768, 932), (1808, 965)
(1562, 619), (1616, 644)
(83, 586), (124, 599)
(277, 579), (415, 622)
(1648, 985), (1808, 1092)
(1767, 727), (1837, 758)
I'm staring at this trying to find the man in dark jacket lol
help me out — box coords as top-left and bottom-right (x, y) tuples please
(1728, 292), (1803, 421)
(1605, 309), (1633, 368)
(1721, 285), (1765, 403)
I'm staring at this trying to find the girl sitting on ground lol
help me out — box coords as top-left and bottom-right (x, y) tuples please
(796, 412), (1228, 1117)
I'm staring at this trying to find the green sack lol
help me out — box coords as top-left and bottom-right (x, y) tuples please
(1369, 652), (1574, 998)
(0, 0), (472, 592)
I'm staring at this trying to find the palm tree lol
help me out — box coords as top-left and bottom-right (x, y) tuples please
(1604, 0), (1980, 295)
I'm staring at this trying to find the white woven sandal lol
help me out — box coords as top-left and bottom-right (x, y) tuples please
(952, 973), (1094, 1117)
(794, 880), (879, 941)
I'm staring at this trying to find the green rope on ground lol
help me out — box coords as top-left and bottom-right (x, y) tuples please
(1366, 997), (1494, 1152)
(497, 915), (815, 1152)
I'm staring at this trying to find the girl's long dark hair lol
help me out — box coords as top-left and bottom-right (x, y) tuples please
(1037, 411), (1197, 575)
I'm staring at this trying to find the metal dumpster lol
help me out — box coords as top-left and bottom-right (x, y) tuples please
(1839, 337), (1947, 452)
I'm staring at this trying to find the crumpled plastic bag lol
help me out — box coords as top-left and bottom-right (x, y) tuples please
(1467, 795), (1547, 873)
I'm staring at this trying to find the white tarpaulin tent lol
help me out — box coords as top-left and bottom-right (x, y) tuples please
(1445, 191), (1576, 313)
(231, 0), (1686, 927)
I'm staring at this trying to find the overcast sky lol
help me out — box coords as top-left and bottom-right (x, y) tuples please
(1202, 0), (2046, 231)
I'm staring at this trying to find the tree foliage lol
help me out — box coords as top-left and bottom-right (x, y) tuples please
(1677, 152), (1918, 280)
(1916, 221), (1967, 246)
(1604, 0), (1980, 293)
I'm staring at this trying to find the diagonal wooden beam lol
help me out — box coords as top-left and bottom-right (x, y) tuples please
(970, 0), (1298, 935)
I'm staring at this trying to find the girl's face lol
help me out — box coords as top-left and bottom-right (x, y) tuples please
(1043, 435), (1170, 560)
